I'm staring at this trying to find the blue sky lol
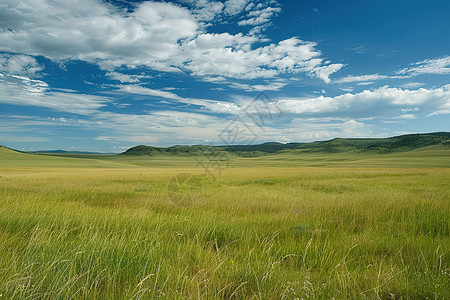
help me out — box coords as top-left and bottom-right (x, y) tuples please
(0, 0), (449, 152)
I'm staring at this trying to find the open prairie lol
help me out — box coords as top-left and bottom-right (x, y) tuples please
(0, 147), (449, 299)
(2, 0), (450, 298)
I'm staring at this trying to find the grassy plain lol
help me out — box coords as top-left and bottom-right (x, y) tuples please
(26, 145), (450, 169)
(0, 147), (449, 299)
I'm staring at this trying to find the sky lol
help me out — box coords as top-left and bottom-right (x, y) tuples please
(0, 0), (449, 152)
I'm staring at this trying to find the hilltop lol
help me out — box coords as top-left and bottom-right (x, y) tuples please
(0, 145), (23, 153)
(122, 132), (450, 156)
(2, 133), (450, 168)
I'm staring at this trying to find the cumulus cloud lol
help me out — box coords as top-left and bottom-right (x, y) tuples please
(238, 5), (281, 26)
(114, 82), (450, 122)
(275, 85), (450, 118)
(181, 36), (343, 80)
(3, 72), (449, 146)
(0, 53), (44, 77)
(182, 0), (280, 29)
(0, 0), (342, 82)
(187, 0), (225, 22)
(310, 63), (345, 83)
(223, 0), (251, 15)
(0, 0), (198, 71)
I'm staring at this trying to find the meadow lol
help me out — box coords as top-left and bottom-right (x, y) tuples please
(0, 146), (449, 299)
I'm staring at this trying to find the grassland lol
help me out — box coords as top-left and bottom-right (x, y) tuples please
(0, 146), (449, 299)
(24, 145), (450, 169)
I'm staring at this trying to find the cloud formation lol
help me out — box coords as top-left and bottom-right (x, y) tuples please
(0, 74), (109, 114)
(339, 56), (450, 86)
(275, 85), (450, 118)
(117, 84), (184, 101)
(0, 0), (341, 82)
(397, 56), (450, 76)
(0, 53), (43, 77)
(335, 74), (390, 83)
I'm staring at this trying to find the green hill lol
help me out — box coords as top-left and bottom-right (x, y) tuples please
(293, 132), (450, 153)
(2, 132), (449, 169)
(121, 144), (219, 156)
(2, 134), (450, 169)
(122, 132), (450, 156)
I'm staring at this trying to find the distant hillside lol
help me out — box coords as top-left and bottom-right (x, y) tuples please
(121, 142), (303, 156)
(221, 142), (303, 153)
(0, 145), (26, 154)
(122, 132), (450, 156)
(29, 150), (110, 154)
(121, 145), (218, 156)
(295, 132), (450, 153)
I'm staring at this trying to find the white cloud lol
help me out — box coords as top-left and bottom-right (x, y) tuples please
(396, 56), (450, 76)
(400, 82), (425, 88)
(105, 72), (151, 83)
(310, 63), (345, 83)
(200, 74), (288, 91)
(272, 117), (372, 142)
(91, 110), (224, 146)
(94, 134), (159, 144)
(275, 85), (450, 117)
(182, 0), (280, 31)
(335, 74), (390, 83)
(3, 78), (449, 147)
(397, 56), (450, 76)
(229, 81), (287, 91)
(115, 84), (222, 109)
(223, 0), (251, 15)
(184, 0), (225, 22)
(181, 36), (343, 81)
(0, 74), (109, 114)
(0, 53), (43, 77)
(397, 114), (416, 119)
(238, 5), (281, 26)
(0, 0), (198, 72)
(0, 0), (342, 83)
(335, 56), (450, 86)
(116, 83), (450, 122)
(116, 84), (184, 101)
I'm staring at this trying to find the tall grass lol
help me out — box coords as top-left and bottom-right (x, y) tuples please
(0, 167), (448, 299)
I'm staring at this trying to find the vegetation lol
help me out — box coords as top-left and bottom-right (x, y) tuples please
(0, 136), (449, 299)
(121, 132), (450, 156)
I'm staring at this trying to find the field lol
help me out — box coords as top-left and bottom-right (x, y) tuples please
(0, 147), (449, 299)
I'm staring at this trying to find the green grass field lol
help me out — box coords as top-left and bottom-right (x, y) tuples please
(0, 147), (449, 299)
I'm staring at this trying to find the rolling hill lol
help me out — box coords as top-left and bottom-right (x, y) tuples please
(122, 132), (450, 156)
(2, 132), (450, 168)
